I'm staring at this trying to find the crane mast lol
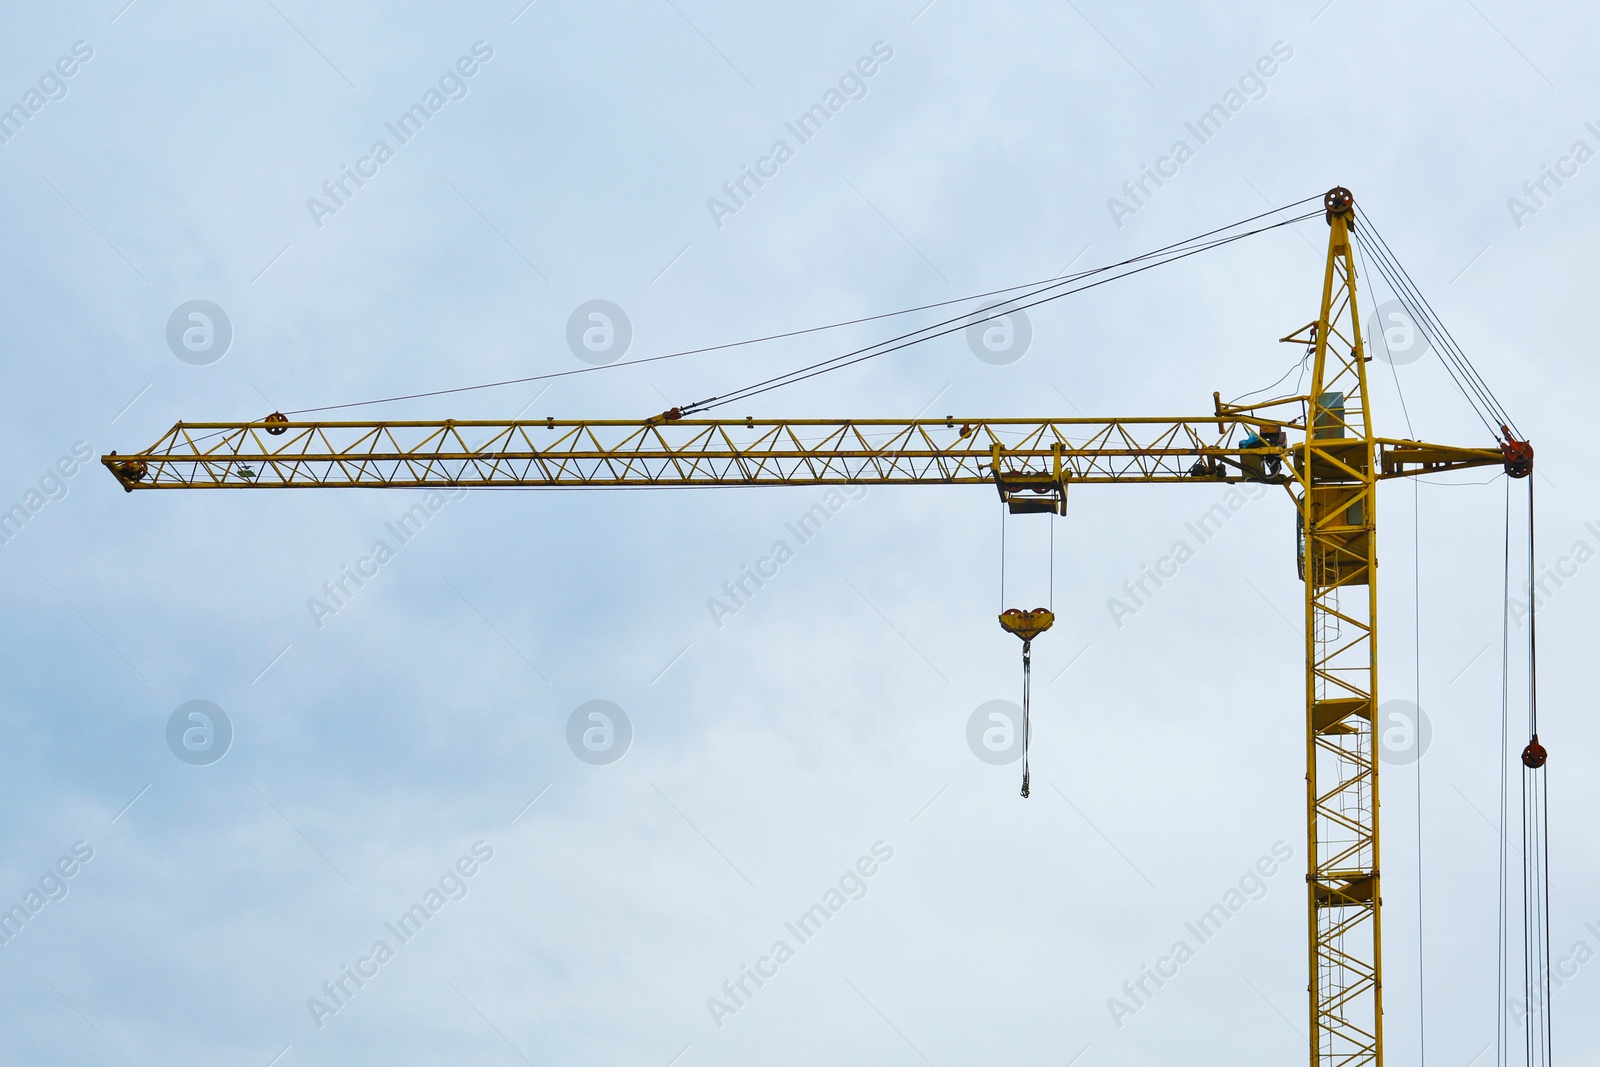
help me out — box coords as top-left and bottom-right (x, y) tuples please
(104, 188), (1529, 1067)
(1301, 186), (1383, 1065)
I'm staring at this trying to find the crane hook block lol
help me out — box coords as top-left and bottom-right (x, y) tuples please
(1521, 734), (1548, 769)
(999, 608), (1054, 643)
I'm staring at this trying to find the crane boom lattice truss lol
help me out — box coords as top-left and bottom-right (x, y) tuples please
(103, 416), (1498, 492)
(104, 189), (1523, 1067)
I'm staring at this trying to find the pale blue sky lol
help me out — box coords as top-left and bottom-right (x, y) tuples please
(0, 1), (1595, 1064)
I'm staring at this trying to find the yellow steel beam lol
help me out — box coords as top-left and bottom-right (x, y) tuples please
(100, 415), (1497, 493)
(1376, 439), (1505, 478)
(102, 415), (1299, 490)
(1302, 187), (1382, 1067)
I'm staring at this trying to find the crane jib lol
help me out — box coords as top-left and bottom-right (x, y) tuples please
(101, 418), (1510, 492)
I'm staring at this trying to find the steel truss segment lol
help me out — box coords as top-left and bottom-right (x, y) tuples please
(1318, 972), (1379, 1012)
(1320, 904), (1377, 937)
(108, 418), (1494, 493)
(1302, 199), (1382, 1067)
(1313, 770), (1374, 812)
(1312, 661), (1371, 695)
(104, 416), (1307, 490)
(1319, 970), (1379, 1010)
(1311, 611), (1371, 650)
(1375, 438), (1505, 478)
(1312, 737), (1374, 772)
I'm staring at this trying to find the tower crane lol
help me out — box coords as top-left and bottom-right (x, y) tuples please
(104, 188), (1539, 1067)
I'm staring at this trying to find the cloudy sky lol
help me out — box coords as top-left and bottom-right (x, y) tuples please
(0, 1), (1595, 1064)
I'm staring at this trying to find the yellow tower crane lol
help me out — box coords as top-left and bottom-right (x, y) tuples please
(104, 188), (1533, 1067)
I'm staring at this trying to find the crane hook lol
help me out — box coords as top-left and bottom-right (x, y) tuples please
(999, 609), (1054, 798)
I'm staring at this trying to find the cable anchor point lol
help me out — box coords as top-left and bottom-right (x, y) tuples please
(1500, 425), (1533, 478)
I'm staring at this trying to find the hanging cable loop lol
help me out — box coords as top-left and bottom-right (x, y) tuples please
(1499, 474), (1550, 1067)
(1020, 639), (1033, 798)
(1523, 475), (1552, 1066)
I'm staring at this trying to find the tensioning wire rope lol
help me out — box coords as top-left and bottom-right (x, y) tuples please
(167, 197), (1323, 457)
(280, 273), (1082, 416)
(1352, 209), (1518, 439)
(1524, 476), (1552, 1067)
(1497, 476), (1511, 1067)
(280, 195), (1324, 419)
(1351, 209), (1510, 430)
(1351, 226), (1496, 432)
(683, 208), (1323, 414)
